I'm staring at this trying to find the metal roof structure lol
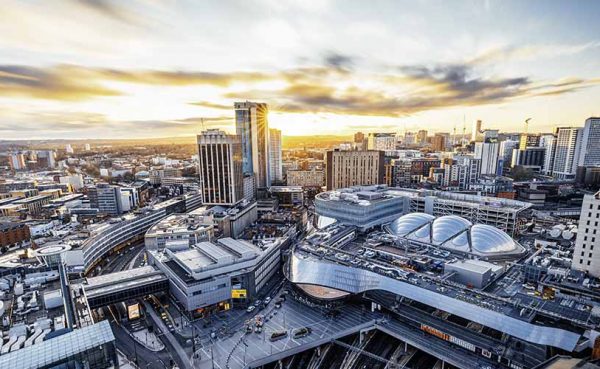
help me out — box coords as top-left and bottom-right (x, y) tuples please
(387, 213), (525, 258)
(0, 320), (114, 369)
(288, 253), (581, 351)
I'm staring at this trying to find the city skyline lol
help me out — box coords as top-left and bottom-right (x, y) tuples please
(1, 0), (600, 140)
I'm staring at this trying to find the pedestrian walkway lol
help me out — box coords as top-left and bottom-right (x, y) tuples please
(131, 328), (165, 352)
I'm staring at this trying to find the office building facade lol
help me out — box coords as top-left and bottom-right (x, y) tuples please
(432, 134), (446, 152)
(286, 169), (324, 188)
(326, 150), (384, 190)
(268, 128), (283, 183)
(511, 147), (546, 171)
(579, 117), (600, 167)
(552, 127), (582, 179)
(94, 184), (121, 215)
(474, 142), (500, 175)
(197, 129), (244, 206)
(367, 133), (396, 151)
(235, 101), (271, 188)
(417, 130), (428, 145)
(8, 153), (26, 171)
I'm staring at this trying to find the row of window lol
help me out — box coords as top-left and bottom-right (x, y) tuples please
(192, 282), (227, 296)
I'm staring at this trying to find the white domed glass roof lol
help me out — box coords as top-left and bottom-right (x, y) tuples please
(470, 224), (517, 253)
(386, 213), (522, 258)
(442, 231), (470, 252)
(388, 213), (434, 237)
(408, 225), (431, 242)
(431, 215), (472, 245)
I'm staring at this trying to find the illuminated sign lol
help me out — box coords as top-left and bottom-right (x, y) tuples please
(128, 303), (141, 320)
(420, 324), (476, 352)
(231, 289), (247, 299)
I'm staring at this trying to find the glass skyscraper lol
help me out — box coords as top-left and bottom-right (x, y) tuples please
(234, 101), (271, 188)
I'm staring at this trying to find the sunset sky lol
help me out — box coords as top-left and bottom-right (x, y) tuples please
(1, 0), (600, 139)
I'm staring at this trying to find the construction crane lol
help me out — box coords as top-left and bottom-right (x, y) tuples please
(524, 118), (532, 134)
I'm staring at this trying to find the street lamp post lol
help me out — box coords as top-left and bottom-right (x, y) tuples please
(130, 333), (139, 365)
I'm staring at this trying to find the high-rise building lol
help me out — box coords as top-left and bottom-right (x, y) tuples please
(235, 101), (270, 188)
(482, 129), (499, 142)
(197, 129), (244, 205)
(572, 191), (600, 277)
(8, 153), (26, 171)
(474, 142), (500, 175)
(511, 147), (546, 171)
(36, 150), (56, 168)
(119, 187), (140, 212)
(325, 150), (384, 190)
(84, 143), (91, 151)
(89, 183), (121, 215)
(391, 159), (413, 187)
(541, 134), (557, 176)
(403, 132), (416, 146)
(367, 133), (396, 151)
(471, 120), (483, 142)
(578, 117), (600, 167)
(441, 156), (480, 190)
(65, 144), (74, 154)
(518, 133), (541, 150)
(243, 174), (256, 202)
(353, 131), (366, 150)
(551, 127), (582, 179)
(499, 140), (519, 173)
(417, 130), (428, 145)
(432, 134), (446, 152)
(268, 128), (283, 183)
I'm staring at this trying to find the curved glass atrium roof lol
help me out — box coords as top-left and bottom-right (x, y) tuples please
(388, 212), (434, 237)
(387, 213), (523, 257)
(431, 215), (472, 245)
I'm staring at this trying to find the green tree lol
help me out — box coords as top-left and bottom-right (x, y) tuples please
(511, 165), (533, 181)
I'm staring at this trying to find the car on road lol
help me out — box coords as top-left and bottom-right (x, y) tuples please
(292, 327), (312, 339)
(265, 297), (271, 304)
(246, 306), (256, 313)
(269, 330), (288, 342)
(254, 299), (262, 307)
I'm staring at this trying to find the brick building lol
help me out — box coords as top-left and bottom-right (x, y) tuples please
(0, 222), (30, 247)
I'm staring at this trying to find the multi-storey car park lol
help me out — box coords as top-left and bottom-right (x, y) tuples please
(144, 207), (214, 251)
(80, 192), (202, 274)
(278, 218), (600, 369)
(315, 185), (532, 236)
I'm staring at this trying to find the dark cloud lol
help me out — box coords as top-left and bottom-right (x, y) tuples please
(188, 101), (231, 110)
(0, 112), (231, 137)
(0, 65), (121, 101)
(323, 52), (355, 70)
(99, 69), (270, 86)
(1, 62), (598, 118)
(0, 64), (272, 101)
(74, 0), (145, 26)
(399, 64), (529, 101)
(225, 63), (599, 117)
(77, 0), (124, 18)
